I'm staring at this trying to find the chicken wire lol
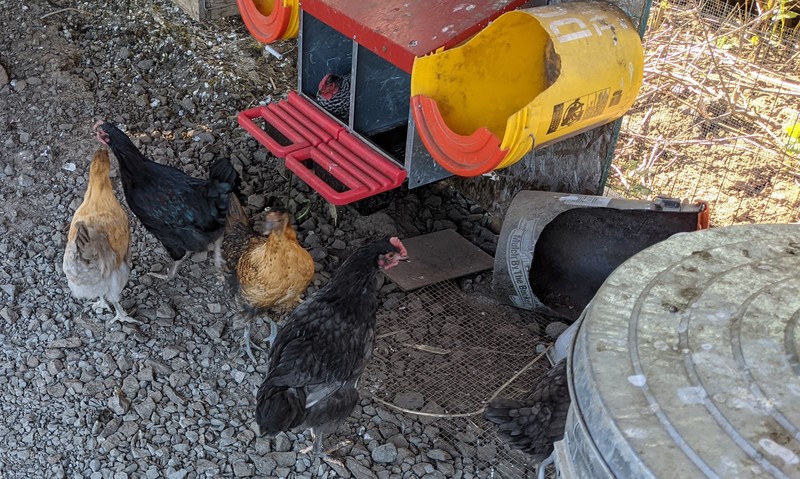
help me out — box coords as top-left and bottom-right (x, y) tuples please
(610, 0), (800, 226)
(360, 280), (557, 479)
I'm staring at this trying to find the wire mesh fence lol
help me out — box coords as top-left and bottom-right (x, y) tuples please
(610, 0), (800, 226)
(360, 280), (557, 478)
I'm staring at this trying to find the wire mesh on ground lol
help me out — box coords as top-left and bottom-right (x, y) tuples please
(611, 0), (800, 226)
(360, 280), (556, 479)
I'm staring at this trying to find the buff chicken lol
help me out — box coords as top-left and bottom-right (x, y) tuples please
(63, 148), (137, 325)
(223, 195), (314, 362)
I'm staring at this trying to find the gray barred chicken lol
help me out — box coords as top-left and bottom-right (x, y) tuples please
(316, 73), (351, 122)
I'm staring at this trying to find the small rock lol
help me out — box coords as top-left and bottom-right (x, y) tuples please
(179, 97), (194, 112)
(232, 461), (254, 477)
(46, 383), (66, 398)
(137, 367), (154, 382)
(392, 391), (425, 410)
(426, 449), (451, 461)
(207, 303), (222, 314)
(424, 195), (443, 207)
(168, 372), (191, 388)
(231, 370), (246, 384)
(196, 459), (220, 475)
(145, 359), (172, 375)
(206, 320), (225, 341)
(346, 458), (378, 479)
(162, 384), (186, 406)
(134, 396), (156, 421)
(371, 443), (398, 464)
(476, 444), (497, 462)
(156, 304), (176, 319)
(247, 194), (265, 209)
(161, 346), (180, 360)
(0, 64), (7, 87)
(250, 455), (276, 475)
(269, 451), (296, 467)
(108, 388), (130, 415)
(0, 306), (17, 324)
(48, 337), (82, 348)
(1, 284), (17, 299)
(167, 469), (187, 479)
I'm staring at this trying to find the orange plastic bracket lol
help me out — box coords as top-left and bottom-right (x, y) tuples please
(410, 94), (509, 177)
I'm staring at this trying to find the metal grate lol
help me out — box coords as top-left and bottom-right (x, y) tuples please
(610, 0), (800, 226)
(360, 280), (557, 478)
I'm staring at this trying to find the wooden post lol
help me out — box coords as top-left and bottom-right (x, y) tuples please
(172, 0), (239, 21)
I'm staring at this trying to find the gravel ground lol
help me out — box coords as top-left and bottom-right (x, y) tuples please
(0, 1), (512, 477)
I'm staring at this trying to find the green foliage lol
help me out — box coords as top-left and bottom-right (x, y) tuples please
(785, 122), (800, 155)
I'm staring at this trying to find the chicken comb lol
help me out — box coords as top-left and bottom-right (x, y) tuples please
(389, 237), (408, 258)
(318, 73), (334, 92)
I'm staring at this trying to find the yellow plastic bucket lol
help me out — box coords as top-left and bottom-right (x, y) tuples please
(410, 2), (644, 176)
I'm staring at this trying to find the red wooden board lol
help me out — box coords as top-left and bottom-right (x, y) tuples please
(301, 0), (528, 74)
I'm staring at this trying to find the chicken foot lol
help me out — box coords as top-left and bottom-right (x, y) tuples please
(91, 297), (111, 313)
(108, 301), (141, 326)
(239, 322), (264, 364)
(238, 316), (278, 363)
(90, 297), (140, 325)
(148, 252), (190, 281)
(299, 428), (352, 468)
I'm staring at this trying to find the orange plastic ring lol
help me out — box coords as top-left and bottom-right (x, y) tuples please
(237, 0), (293, 44)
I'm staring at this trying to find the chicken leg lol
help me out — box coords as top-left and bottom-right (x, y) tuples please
(239, 315), (279, 363)
(90, 297), (140, 325)
(212, 236), (224, 271)
(108, 300), (141, 325)
(91, 297), (111, 313)
(148, 252), (190, 281)
(299, 428), (351, 467)
(212, 236), (228, 284)
(239, 321), (264, 364)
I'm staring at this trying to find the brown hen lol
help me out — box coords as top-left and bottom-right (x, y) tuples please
(223, 195), (314, 362)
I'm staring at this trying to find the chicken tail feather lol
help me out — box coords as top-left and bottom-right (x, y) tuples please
(484, 359), (570, 462)
(255, 385), (306, 436)
(226, 191), (249, 229)
(206, 157), (238, 221)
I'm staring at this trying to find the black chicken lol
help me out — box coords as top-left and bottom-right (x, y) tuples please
(484, 319), (576, 465)
(95, 121), (238, 281)
(484, 359), (570, 463)
(255, 237), (408, 464)
(315, 73), (351, 122)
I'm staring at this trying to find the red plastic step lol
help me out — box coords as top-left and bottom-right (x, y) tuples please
(238, 92), (407, 205)
(238, 91), (344, 157)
